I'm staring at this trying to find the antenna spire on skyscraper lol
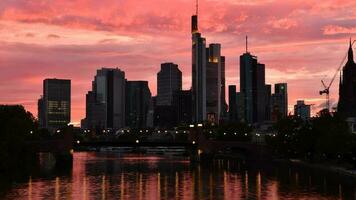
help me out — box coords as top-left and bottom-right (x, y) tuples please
(246, 35), (248, 53)
(196, 0), (198, 16)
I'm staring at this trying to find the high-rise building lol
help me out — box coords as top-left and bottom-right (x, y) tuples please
(294, 100), (311, 120)
(84, 68), (125, 129)
(240, 49), (266, 124)
(221, 56), (228, 119)
(157, 63), (182, 106)
(265, 84), (272, 121)
(126, 81), (152, 128)
(38, 79), (71, 130)
(206, 43), (221, 123)
(338, 39), (356, 117)
(173, 90), (192, 125)
(228, 85), (238, 121)
(271, 83), (288, 121)
(191, 11), (207, 123)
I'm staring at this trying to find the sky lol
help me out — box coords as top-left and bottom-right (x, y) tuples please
(0, 0), (356, 125)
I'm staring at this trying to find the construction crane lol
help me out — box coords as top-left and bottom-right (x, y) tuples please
(320, 39), (356, 111)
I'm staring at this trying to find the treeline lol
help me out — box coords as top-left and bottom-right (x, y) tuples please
(266, 110), (356, 167)
(0, 105), (38, 171)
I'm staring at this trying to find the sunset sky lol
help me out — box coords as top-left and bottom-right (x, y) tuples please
(0, 0), (356, 125)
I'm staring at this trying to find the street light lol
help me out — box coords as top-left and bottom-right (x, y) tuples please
(189, 124), (195, 128)
(56, 130), (61, 133)
(136, 139), (140, 144)
(76, 140), (80, 144)
(192, 141), (196, 144)
(197, 124), (203, 127)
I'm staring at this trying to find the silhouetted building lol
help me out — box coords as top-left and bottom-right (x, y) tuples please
(294, 100), (310, 120)
(192, 12), (206, 123)
(271, 83), (288, 121)
(236, 92), (245, 121)
(83, 68), (125, 129)
(221, 56), (228, 120)
(157, 63), (182, 106)
(173, 90), (192, 125)
(228, 85), (238, 121)
(154, 105), (177, 128)
(338, 39), (356, 118)
(206, 43), (221, 123)
(126, 81), (152, 128)
(240, 51), (266, 124)
(265, 84), (272, 121)
(38, 78), (71, 130)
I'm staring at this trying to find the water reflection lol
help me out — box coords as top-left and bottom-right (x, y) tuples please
(2, 152), (356, 199)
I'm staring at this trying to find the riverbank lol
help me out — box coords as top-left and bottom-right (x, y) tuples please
(282, 159), (356, 179)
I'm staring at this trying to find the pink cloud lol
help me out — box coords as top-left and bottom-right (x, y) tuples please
(0, 0), (355, 123)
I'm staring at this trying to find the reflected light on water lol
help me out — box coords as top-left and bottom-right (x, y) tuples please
(1, 152), (355, 200)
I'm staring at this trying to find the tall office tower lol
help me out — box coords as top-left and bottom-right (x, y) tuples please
(240, 45), (266, 124)
(265, 84), (272, 121)
(294, 100), (311, 120)
(157, 62), (182, 106)
(338, 39), (356, 117)
(173, 90), (192, 125)
(228, 85), (238, 121)
(206, 43), (221, 123)
(38, 79), (71, 130)
(84, 68), (125, 129)
(125, 81), (152, 128)
(236, 92), (245, 121)
(191, 8), (207, 123)
(271, 83), (288, 121)
(221, 56), (228, 118)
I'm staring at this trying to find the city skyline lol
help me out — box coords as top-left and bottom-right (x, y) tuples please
(1, 0), (356, 124)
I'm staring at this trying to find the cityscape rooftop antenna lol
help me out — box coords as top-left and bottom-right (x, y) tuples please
(246, 35), (248, 53)
(196, 0), (198, 16)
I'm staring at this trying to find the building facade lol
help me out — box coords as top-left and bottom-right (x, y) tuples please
(157, 63), (182, 106)
(38, 79), (71, 130)
(228, 85), (238, 122)
(83, 68), (125, 129)
(294, 100), (311, 120)
(125, 81), (152, 128)
(206, 43), (222, 123)
(338, 40), (356, 118)
(240, 52), (266, 124)
(191, 13), (207, 123)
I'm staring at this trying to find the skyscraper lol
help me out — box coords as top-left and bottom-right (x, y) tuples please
(157, 62), (182, 106)
(206, 43), (221, 123)
(271, 83), (288, 120)
(228, 85), (237, 121)
(338, 39), (356, 117)
(221, 56), (228, 119)
(191, 9), (207, 123)
(126, 81), (152, 128)
(173, 90), (192, 125)
(84, 68), (125, 129)
(294, 100), (311, 120)
(240, 48), (266, 124)
(38, 78), (71, 130)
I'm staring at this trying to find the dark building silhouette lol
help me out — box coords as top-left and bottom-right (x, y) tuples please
(125, 81), (152, 128)
(265, 84), (272, 121)
(206, 43), (222, 123)
(157, 63), (182, 106)
(271, 83), (288, 121)
(38, 79), (71, 130)
(228, 85), (238, 121)
(191, 11), (206, 123)
(82, 68), (125, 129)
(221, 56), (228, 120)
(173, 90), (192, 125)
(338, 39), (356, 118)
(294, 100), (310, 120)
(240, 51), (266, 124)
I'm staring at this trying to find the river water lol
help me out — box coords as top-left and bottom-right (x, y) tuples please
(1, 152), (356, 200)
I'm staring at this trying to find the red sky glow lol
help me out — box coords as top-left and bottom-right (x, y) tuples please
(0, 0), (356, 125)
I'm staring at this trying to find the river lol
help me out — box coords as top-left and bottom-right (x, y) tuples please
(1, 152), (355, 199)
